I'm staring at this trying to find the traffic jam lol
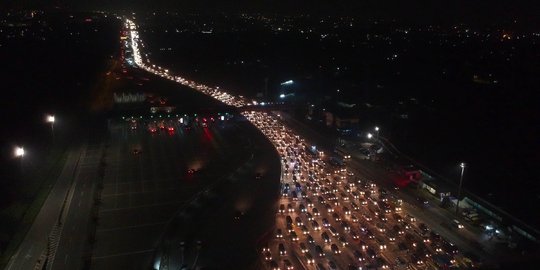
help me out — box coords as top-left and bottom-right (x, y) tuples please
(245, 112), (468, 270)
(124, 17), (471, 270)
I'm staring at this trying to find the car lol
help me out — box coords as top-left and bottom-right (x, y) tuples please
(322, 218), (330, 227)
(312, 208), (320, 216)
(305, 253), (315, 264)
(307, 234), (315, 244)
(393, 225), (405, 235)
(286, 223), (294, 233)
(331, 244), (341, 254)
(283, 259), (294, 270)
(359, 223), (368, 233)
(301, 225), (309, 235)
(350, 215), (359, 223)
(376, 237), (387, 250)
(286, 216), (293, 225)
(132, 148), (141, 155)
(453, 219), (464, 229)
(263, 250), (272, 261)
(300, 242), (309, 253)
(343, 206), (351, 215)
(299, 204), (307, 213)
(270, 260), (280, 270)
(353, 250), (365, 262)
(276, 229), (283, 239)
(290, 231), (299, 241)
(332, 212), (341, 222)
(322, 232), (331, 243)
(312, 220), (321, 231)
(338, 236), (349, 247)
(341, 221), (351, 231)
(287, 204), (294, 213)
(350, 230), (360, 240)
(362, 213), (372, 222)
(279, 243), (287, 256)
(295, 217), (304, 226)
(279, 204), (286, 214)
(315, 245), (325, 257)
(306, 212), (314, 221)
(329, 226), (339, 237)
(366, 230), (374, 239)
(325, 203), (334, 213)
(419, 223), (429, 234)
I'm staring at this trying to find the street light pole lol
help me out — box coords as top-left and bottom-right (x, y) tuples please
(15, 146), (25, 173)
(455, 162), (466, 214)
(47, 115), (55, 140)
(374, 126), (380, 141)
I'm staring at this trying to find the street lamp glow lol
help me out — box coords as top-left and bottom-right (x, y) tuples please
(279, 94), (286, 99)
(280, 80), (294, 86)
(47, 115), (55, 123)
(374, 126), (379, 131)
(367, 133), (373, 139)
(456, 162), (467, 214)
(15, 147), (24, 157)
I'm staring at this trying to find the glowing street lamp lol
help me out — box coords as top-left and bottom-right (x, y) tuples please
(15, 147), (25, 158)
(455, 162), (466, 214)
(367, 133), (373, 139)
(374, 126), (380, 140)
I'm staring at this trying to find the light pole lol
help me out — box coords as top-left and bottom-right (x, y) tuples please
(15, 146), (25, 172)
(374, 126), (380, 140)
(455, 162), (466, 214)
(47, 115), (55, 139)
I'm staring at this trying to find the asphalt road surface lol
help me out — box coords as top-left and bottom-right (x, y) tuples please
(5, 147), (85, 270)
(51, 143), (104, 270)
(89, 116), (280, 269)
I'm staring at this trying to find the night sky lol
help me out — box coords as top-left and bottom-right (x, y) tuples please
(2, 0), (538, 23)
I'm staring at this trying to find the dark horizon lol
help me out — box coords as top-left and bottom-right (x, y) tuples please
(2, 0), (540, 25)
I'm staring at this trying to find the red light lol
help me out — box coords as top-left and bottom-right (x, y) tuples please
(168, 127), (174, 131)
(203, 118), (207, 122)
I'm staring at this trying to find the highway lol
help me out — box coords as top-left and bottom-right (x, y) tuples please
(51, 143), (104, 270)
(6, 146), (85, 270)
(123, 17), (484, 269)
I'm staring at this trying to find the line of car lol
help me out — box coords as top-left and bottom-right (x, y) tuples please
(245, 111), (469, 270)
